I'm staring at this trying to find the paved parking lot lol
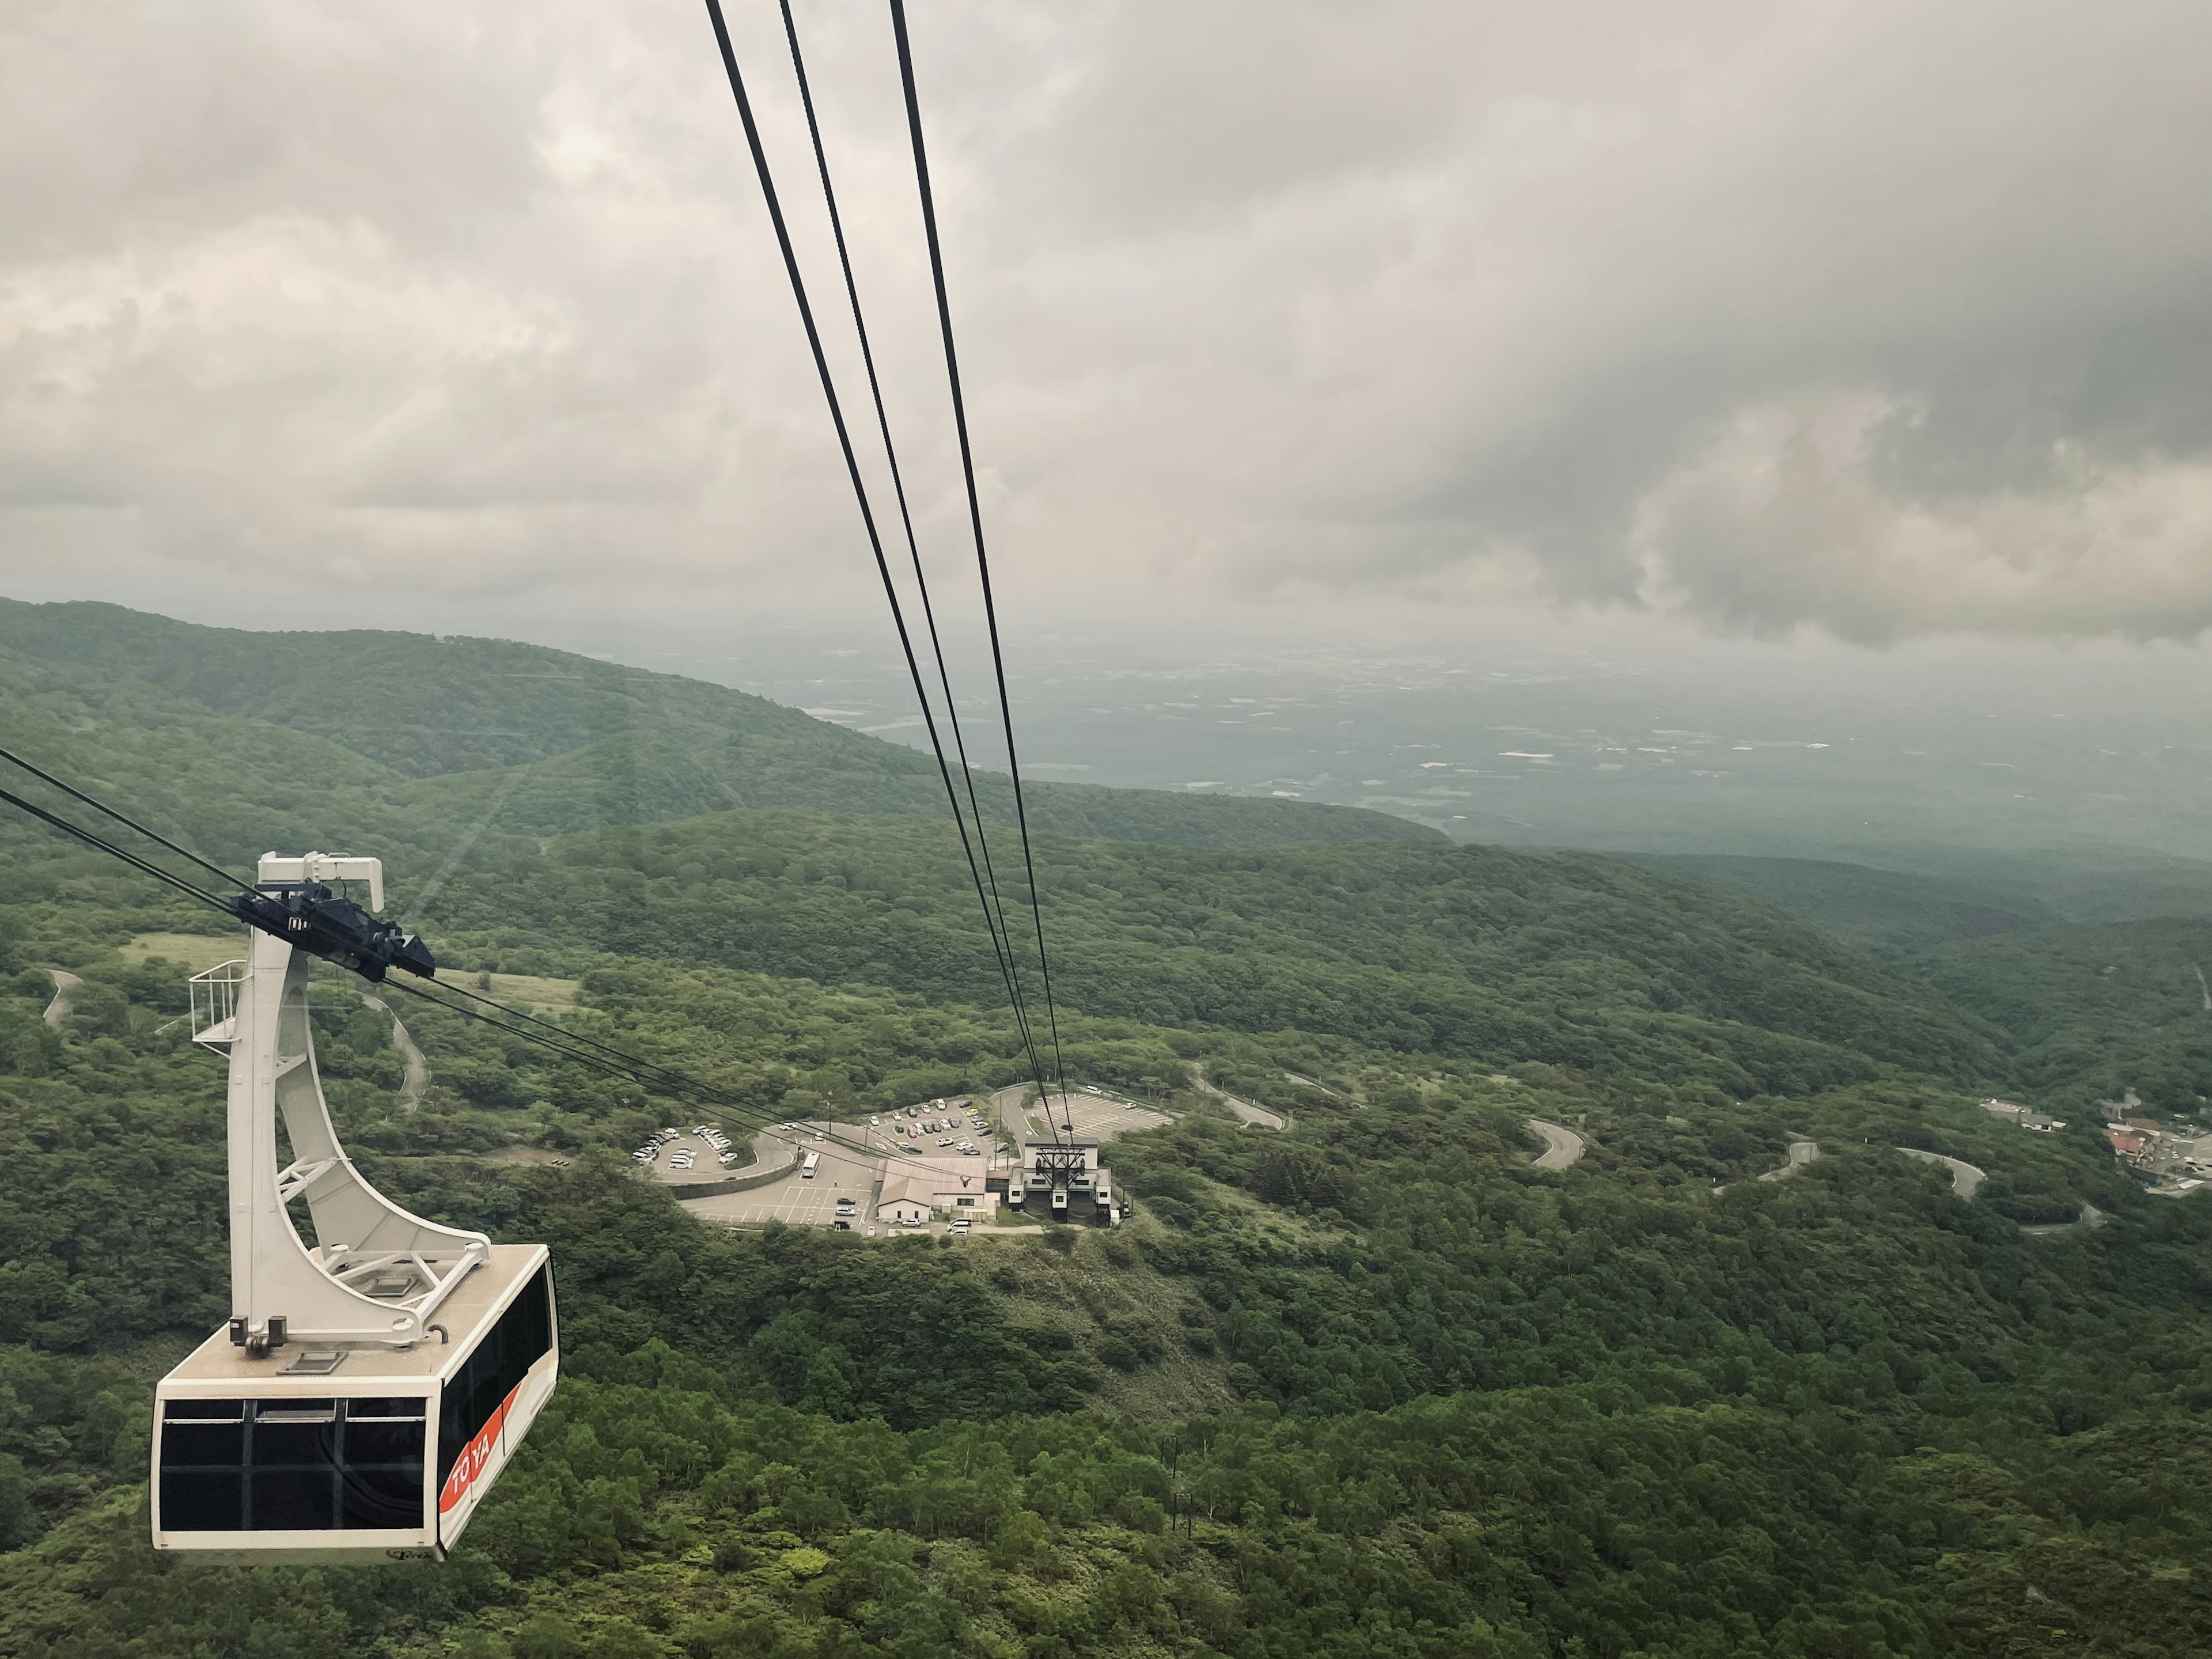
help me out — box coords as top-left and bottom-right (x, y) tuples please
(1022, 1092), (1171, 1142)
(679, 1120), (878, 1228)
(642, 1132), (743, 1186)
(683, 1162), (866, 1226)
(673, 1101), (1092, 1232)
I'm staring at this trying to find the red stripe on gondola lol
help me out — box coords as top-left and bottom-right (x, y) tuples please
(438, 1380), (523, 1514)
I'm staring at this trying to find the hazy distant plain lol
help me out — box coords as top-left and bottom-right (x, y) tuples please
(593, 620), (2212, 872)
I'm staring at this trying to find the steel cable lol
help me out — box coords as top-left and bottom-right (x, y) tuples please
(774, 0), (1046, 1108)
(0, 769), (922, 1188)
(888, 0), (1076, 1140)
(0, 746), (258, 896)
(701, 0), (1062, 1137)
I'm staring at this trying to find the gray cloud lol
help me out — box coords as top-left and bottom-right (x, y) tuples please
(2, 0), (2209, 643)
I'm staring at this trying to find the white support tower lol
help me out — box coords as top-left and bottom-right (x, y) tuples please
(191, 853), (488, 1353)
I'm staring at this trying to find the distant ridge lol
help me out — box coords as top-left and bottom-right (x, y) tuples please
(0, 598), (1439, 852)
(1624, 854), (2060, 952)
(1630, 847), (2212, 950)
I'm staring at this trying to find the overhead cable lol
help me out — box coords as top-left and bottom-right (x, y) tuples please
(774, 0), (1041, 1090)
(701, 0), (1063, 1140)
(888, 0), (1076, 1141)
(0, 745), (258, 896)
(0, 765), (899, 1182)
(378, 976), (898, 1184)
(0, 784), (247, 911)
(400, 975), (905, 1176)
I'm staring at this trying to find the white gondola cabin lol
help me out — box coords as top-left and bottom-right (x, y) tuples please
(151, 853), (558, 1562)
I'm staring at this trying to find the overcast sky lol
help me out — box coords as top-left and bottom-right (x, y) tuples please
(4, 0), (2210, 650)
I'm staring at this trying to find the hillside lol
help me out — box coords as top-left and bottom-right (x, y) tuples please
(0, 599), (1438, 852)
(419, 809), (2008, 1097)
(2, 886), (2207, 1657)
(1634, 848), (2212, 954)
(0, 630), (2209, 1658)
(1629, 854), (2062, 952)
(1919, 918), (2212, 1115)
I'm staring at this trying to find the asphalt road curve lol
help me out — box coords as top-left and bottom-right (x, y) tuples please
(2022, 1203), (2108, 1236)
(1758, 1140), (1823, 1183)
(1527, 1119), (1586, 1171)
(42, 968), (80, 1028)
(359, 991), (429, 1104)
(1895, 1146), (1987, 1199)
(1189, 1065), (1286, 1129)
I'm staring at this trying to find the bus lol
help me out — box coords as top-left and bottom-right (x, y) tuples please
(801, 1151), (820, 1180)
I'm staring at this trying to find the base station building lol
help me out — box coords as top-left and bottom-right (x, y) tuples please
(1006, 1139), (1120, 1224)
(876, 1160), (1001, 1226)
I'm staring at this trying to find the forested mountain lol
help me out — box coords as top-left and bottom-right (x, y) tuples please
(1919, 918), (2212, 1116)
(1627, 855), (2065, 953)
(418, 809), (2007, 1096)
(0, 601), (2209, 1659)
(0, 600), (1436, 853)
(1635, 847), (2212, 951)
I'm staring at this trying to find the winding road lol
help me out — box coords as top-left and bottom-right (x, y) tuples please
(1759, 1139), (1823, 1183)
(1191, 1066), (1286, 1130)
(1895, 1146), (1986, 1199)
(1715, 1138), (1823, 1192)
(2022, 1203), (2107, 1237)
(359, 992), (429, 1104)
(1707, 1137), (2104, 1234)
(1527, 1119), (1586, 1171)
(41, 969), (80, 1029)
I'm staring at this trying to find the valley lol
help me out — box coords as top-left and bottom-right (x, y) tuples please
(0, 604), (2207, 1659)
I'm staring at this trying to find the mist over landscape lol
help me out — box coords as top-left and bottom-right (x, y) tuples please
(3, 1), (2212, 1656)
